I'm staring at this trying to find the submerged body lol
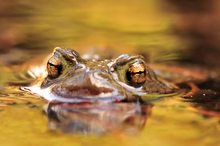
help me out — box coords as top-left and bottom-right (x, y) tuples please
(24, 47), (177, 103)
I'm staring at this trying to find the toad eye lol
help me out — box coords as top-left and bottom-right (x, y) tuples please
(47, 57), (63, 78)
(126, 62), (146, 87)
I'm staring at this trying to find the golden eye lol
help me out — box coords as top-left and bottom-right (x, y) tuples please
(126, 62), (146, 87)
(47, 57), (62, 78)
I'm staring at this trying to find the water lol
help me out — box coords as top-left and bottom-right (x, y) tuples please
(0, 63), (219, 146)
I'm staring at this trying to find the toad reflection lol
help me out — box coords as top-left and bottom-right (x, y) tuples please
(44, 102), (152, 134)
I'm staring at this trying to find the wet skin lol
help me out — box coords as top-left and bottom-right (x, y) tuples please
(25, 47), (177, 103)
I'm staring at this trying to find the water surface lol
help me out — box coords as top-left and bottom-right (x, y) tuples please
(0, 63), (219, 146)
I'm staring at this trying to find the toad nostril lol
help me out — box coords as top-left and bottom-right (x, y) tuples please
(92, 71), (110, 82)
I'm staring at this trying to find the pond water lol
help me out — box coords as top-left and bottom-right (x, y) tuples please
(0, 61), (220, 146)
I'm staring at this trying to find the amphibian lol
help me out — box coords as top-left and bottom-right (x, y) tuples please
(23, 47), (177, 103)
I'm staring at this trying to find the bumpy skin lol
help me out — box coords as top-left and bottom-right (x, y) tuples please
(40, 47), (176, 103)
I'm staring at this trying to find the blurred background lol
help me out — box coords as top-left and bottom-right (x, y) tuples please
(0, 0), (220, 66)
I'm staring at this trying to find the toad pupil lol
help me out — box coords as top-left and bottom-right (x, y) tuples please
(126, 62), (147, 87)
(47, 58), (63, 78)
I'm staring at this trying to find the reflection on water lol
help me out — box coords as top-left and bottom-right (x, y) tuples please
(183, 80), (220, 118)
(45, 102), (152, 134)
(0, 67), (220, 146)
(0, 47), (219, 146)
